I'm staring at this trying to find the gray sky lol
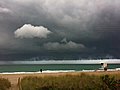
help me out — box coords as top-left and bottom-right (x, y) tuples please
(0, 0), (120, 60)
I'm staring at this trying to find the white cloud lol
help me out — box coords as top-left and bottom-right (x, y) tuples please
(44, 38), (85, 51)
(0, 7), (12, 13)
(14, 24), (52, 39)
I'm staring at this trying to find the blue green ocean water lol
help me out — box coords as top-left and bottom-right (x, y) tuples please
(0, 64), (120, 73)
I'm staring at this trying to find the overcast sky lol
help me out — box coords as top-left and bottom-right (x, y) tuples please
(0, 0), (120, 60)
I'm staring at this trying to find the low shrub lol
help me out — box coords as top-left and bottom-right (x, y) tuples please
(101, 75), (120, 90)
(21, 74), (102, 90)
(20, 73), (120, 90)
(0, 78), (11, 90)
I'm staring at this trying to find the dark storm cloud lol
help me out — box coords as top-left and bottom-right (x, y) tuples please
(0, 0), (120, 60)
(43, 38), (86, 52)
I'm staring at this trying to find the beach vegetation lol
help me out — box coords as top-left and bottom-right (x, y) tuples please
(20, 73), (120, 90)
(101, 75), (120, 90)
(0, 78), (11, 90)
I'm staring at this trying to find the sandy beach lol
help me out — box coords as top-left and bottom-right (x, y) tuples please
(0, 71), (120, 90)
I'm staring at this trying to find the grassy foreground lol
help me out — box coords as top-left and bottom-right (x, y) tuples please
(0, 78), (11, 90)
(20, 73), (120, 90)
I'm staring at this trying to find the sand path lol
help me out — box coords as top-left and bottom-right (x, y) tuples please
(0, 74), (27, 90)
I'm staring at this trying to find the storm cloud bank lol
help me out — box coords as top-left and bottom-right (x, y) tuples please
(0, 0), (120, 60)
(44, 38), (85, 51)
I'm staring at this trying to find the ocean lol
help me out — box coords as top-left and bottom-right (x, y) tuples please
(0, 60), (120, 73)
(0, 64), (120, 73)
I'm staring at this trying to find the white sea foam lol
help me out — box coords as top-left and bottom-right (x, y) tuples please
(115, 68), (120, 71)
(0, 70), (75, 74)
(82, 70), (95, 72)
(0, 68), (119, 74)
(0, 59), (120, 65)
(42, 70), (75, 73)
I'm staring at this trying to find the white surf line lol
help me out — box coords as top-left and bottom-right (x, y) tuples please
(0, 59), (120, 65)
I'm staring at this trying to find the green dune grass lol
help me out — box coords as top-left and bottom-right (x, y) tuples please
(20, 73), (120, 90)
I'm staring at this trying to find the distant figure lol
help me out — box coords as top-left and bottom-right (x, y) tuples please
(40, 69), (42, 73)
(101, 63), (108, 71)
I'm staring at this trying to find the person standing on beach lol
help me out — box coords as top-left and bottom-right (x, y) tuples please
(40, 69), (42, 73)
(101, 63), (108, 71)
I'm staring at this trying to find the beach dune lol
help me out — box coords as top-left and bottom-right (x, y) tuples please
(0, 71), (120, 90)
